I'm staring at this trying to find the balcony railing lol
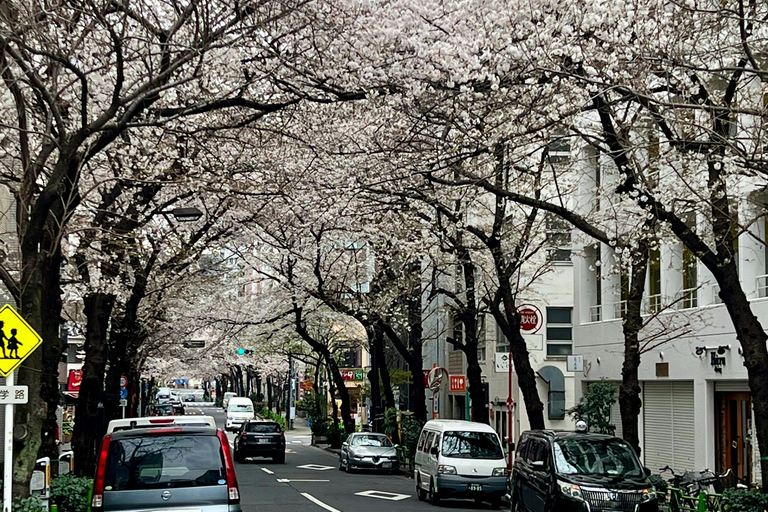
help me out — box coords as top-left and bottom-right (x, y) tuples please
(643, 294), (662, 315)
(757, 275), (768, 298)
(614, 301), (627, 319)
(676, 288), (698, 309)
(589, 305), (602, 322)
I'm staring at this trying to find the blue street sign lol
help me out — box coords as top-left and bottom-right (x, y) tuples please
(120, 388), (128, 400)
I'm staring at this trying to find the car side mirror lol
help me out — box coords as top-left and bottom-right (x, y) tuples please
(342, 442), (349, 447)
(644, 467), (652, 477)
(508, 442), (515, 452)
(531, 460), (546, 470)
(430, 446), (439, 456)
(393, 444), (400, 449)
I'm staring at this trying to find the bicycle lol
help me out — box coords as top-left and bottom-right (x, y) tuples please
(659, 466), (729, 512)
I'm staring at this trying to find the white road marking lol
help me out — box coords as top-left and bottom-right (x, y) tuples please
(277, 479), (330, 483)
(297, 464), (335, 471)
(292, 441), (302, 444)
(261, 468), (275, 475)
(293, 435), (310, 438)
(301, 492), (343, 512)
(354, 490), (411, 501)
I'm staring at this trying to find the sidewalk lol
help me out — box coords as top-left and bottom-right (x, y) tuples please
(288, 415), (312, 437)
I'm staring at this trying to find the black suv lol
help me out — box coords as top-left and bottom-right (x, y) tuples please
(233, 420), (285, 463)
(510, 429), (659, 512)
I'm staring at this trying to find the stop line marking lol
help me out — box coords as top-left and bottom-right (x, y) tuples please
(354, 490), (411, 501)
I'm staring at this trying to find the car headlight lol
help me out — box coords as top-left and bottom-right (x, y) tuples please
(492, 467), (507, 477)
(641, 489), (657, 502)
(438, 465), (457, 474)
(557, 480), (583, 500)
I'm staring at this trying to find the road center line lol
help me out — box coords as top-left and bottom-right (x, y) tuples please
(301, 492), (343, 512)
(261, 467), (275, 475)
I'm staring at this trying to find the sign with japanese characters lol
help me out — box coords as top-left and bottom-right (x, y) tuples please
(0, 305), (43, 377)
(341, 369), (364, 381)
(0, 385), (29, 404)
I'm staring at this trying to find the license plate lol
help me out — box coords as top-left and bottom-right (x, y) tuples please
(382, 462), (392, 468)
(258, 438), (269, 443)
(468, 484), (482, 492)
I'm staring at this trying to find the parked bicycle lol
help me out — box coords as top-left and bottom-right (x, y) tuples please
(659, 466), (730, 512)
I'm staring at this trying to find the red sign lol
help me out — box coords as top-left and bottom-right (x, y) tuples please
(341, 369), (364, 381)
(67, 369), (83, 392)
(449, 375), (466, 392)
(301, 379), (314, 390)
(423, 369), (431, 386)
(518, 304), (543, 333)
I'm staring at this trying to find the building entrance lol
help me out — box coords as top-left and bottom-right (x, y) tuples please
(716, 392), (752, 486)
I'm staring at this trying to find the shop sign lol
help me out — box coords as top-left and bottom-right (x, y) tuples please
(341, 369), (364, 381)
(449, 375), (466, 392)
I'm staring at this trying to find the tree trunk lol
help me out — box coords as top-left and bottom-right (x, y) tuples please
(72, 293), (115, 477)
(408, 265), (427, 422)
(372, 326), (395, 410)
(38, 242), (64, 475)
(12, 251), (45, 498)
(266, 377), (273, 411)
(459, 249), (488, 424)
(620, 240), (649, 456)
(327, 365), (340, 428)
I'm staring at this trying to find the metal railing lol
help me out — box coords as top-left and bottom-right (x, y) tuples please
(614, 301), (627, 319)
(677, 288), (698, 309)
(643, 294), (662, 315)
(589, 305), (602, 322)
(757, 274), (768, 298)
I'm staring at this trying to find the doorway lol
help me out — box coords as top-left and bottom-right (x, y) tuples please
(715, 392), (752, 486)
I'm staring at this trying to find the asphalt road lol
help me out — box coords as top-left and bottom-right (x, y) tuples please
(193, 405), (500, 512)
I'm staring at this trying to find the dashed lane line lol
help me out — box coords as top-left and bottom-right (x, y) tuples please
(301, 492), (343, 512)
(261, 468), (274, 475)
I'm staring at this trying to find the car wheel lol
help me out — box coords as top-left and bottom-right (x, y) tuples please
(274, 451), (285, 464)
(416, 476), (427, 501)
(509, 485), (522, 512)
(346, 457), (355, 473)
(339, 458), (346, 471)
(490, 498), (502, 509)
(429, 478), (441, 505)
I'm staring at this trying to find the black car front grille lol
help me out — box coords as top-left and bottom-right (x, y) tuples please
(580, 489), (643, 512)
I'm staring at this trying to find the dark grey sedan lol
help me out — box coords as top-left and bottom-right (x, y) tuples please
(339, 433), (399, 473)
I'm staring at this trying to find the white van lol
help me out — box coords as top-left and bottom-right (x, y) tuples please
(414, 419), (507, 507)
(226, 397), (255, 431)
(222, 391), (237, 411)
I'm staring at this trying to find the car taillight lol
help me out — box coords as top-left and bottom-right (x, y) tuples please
(148, 418), (174, 424)
(217, 430), (240, 503)
(91, 435), (112, 510)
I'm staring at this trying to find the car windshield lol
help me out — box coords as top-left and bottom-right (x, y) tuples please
(246, 423), (281, 433)
(441, 431), (503, 459)
(553, 438), (644, 477)
(104, 435), (225, 490)
(351, 435), (392, 447)
(229, 404), (253, 412)
(155, 405), (172, 415)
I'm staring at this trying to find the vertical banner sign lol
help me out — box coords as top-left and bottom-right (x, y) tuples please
(0, 305), (43, 512)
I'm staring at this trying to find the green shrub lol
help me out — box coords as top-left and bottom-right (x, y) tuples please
(260, 408), (287, 429)
(722, 488), (768, 512)
(51, 475), (93, 512)
(399, 415), (424, 469)
(567, 381), (618, 435)
(13, 496), (44, 512)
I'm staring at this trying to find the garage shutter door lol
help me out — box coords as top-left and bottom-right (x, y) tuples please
(643, 381), (696, 472)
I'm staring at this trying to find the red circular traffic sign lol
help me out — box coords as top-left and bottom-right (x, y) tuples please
(120, 375), (128, 388)
(517, 304), (543, 333)
(506, 398), (515, 412)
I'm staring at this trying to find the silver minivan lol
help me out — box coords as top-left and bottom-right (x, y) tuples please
(91, 426), (241, 512)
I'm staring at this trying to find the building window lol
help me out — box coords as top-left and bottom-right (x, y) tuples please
(477, 315), (486, 362)
(496, 323), (509, 353)
(547, 134), (571, 163)
(648, 248), (661, 313)
(546, 307), (572, 356)
(545, 214), (572, 263)
(450, 313), (463, 351)
(681, 246), (698, 308)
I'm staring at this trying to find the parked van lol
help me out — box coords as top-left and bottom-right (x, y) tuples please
(414, 419), (507, 507)
(226, 397), (255, 432)
(222, 391), (237, 410)
(509, 426), (659, 512)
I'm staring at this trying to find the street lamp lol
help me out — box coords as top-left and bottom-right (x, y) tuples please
(160, 207), (204, 222)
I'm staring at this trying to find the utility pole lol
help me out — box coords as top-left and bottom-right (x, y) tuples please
(369, 341), (380, 433)
(286, 353), (294, 430)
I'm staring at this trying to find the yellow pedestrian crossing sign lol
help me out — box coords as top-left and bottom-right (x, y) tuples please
(0, 305), (42, 377)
